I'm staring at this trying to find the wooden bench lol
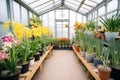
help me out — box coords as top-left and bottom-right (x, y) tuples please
(19, 45), (53, 80)
(72, 45), (101, 80)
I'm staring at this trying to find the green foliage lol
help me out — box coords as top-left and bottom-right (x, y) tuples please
(86, 35), (95, 53)
(86, 21), (96, 31)
(109, 40), (120, 69)
(101, 49), (110, 70)
(95, 39), (103, 59)
(17, 37), (30, 64)
(4, 44), (18, 74)
(100, 13), (120, 32)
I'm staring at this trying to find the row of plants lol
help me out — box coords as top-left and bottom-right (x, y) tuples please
(52, 37), (72, 50)
(74, 13), (120, 42)
(73, 30), (120, 80)
(0, 19), (53, 80)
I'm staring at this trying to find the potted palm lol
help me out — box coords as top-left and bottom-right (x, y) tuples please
(98, 49), (111, 80)
(93, 39), (103, 67)
(109, 40), (120, 80)
(0, 34), (21, 80)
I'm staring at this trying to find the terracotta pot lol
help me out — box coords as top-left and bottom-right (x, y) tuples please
(74, 45), (79, 52)
(98, 65), (111, 80)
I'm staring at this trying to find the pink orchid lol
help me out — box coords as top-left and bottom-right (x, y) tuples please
(0, 50), (8, 60)
(1, 35), (13, 42)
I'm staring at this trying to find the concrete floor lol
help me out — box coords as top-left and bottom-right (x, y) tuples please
(32, 50), (89, 80)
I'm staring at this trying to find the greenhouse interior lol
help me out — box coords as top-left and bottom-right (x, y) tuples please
(0, 0), (120, 80)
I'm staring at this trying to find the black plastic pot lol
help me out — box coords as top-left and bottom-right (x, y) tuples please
(39, 50), (43, 56)
(0, 72), (20, 80)
(93, 58), (103, 67)
(110, 66), (120, 80)
(34, 53), (40, 61)
(21, 62), (29, 74)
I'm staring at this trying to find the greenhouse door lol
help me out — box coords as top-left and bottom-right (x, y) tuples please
(55, 9), (69, 38)
(55, 19), (69, 38)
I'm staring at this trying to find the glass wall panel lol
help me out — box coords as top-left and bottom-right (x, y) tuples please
(107, 0), (118, 13)
(49, 11), (55, 37)
(56, 10), (62, 19)
(30, 0), (51, 8)
(77, 13), (82, 22)
(0, 0), (8, 22)
(29, 11), (32, 18)
(42, 13), (48, 26)
(98, 6), (105, 16)
(0, 24), (9, 39)
(21, 6), (28, 26)
(63, 10), (68, 19)
(13, 1), (21, 23)
(70, 11), (76, 27)
(83, 16), (86, 23)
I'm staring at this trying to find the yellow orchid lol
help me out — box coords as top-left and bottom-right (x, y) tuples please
(3, 20), (10, 28)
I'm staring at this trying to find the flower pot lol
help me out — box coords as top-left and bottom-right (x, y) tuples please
(110, 66), (120, 80)
(98, 65), (111, 80)
(85, 52), (93, 63)
(39, 50), (43, 56)
(34, 53), (40, 61)
(93, 58), (103, 67)
(74, 45), (79, 52)
(0, 71), (20, 80)
(29, 58), (35, 65)
(21, 62), (29, 74)
(80, 50), (85, 57)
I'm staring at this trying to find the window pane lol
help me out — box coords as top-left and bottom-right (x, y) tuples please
(79, 8), (89, 14)
(56, 10), (62, 19)
(77, 13), (82, 22)
(49, 11), (55, 37)
(23, 0), (35, 4)
(88, 14), (92, 20)
(82, 4), (92, 10)
(63, 10), (68, 19)
(65, 0), (80, 6)
(107, 0), (118, 13)
(30, 0), (51, 8)
(34, 1), (53, 11)
(98, 6), (105, 16)
(42, 13), (48, 26)
(84, 0), (97, 7)
(65, 2), (78, 10)
(0, 0), (8, 22)
(13, 1), (21, 23)
(83, 16), (86, 23)
(21, 6), (28, 26)
(0, 24), (9, 38)
(90, 0), (103, 4)
(29, 11), (32, 18)
(70, 10), (76, 27)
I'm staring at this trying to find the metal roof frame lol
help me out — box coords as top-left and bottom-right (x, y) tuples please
(16, 0), (112, 16)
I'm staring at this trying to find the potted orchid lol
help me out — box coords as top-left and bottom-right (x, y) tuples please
(0, 33), (21, 80)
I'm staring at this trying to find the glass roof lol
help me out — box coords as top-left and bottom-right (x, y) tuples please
(22, 0), (104, 15)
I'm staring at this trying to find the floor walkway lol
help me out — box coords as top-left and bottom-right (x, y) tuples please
(32, 50), (89, 80)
